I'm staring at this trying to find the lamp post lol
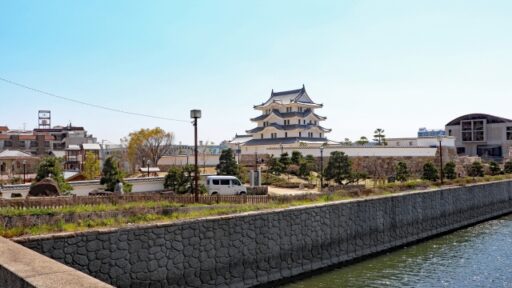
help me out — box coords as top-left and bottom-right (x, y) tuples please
(22, 160), (26, 183)
(146, 159), (150, 178)
(237, 143), (241, 165)
(190, 109), (202, 202)
(320, 145), (324, 192)
(280, 144), (284, 155)
(437, 136), (444, 184)
(0, 161), (3, 185)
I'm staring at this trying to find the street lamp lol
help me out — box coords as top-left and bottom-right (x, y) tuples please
(320, 145), (324, 192)
(280, 144), (284, 155)
(146, 159), (150, 178)
(437, 136), (444, 184)
(190, 109), (202, 202)
(0, 161), (3, 185)
(22, 160), (26, 183)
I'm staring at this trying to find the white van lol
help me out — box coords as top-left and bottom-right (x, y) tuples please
(205, 176), (247, 196)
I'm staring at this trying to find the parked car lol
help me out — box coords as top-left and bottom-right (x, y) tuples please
(205, 176), (247, 196)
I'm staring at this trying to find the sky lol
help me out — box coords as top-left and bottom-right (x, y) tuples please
(1, 0), (512, 145)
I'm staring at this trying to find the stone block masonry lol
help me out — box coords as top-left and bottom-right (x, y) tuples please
(13, 180), (512, 288)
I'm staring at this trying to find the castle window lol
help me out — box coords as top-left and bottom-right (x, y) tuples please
(286, 107), (292, 113)
(298, 119), (301, 124)
(298, 107), (303, 112)
(285, 132), (288, 138)
(507, 127), (512, 140)
(299, 132), (302, 137)
(261, 134), (264, 139)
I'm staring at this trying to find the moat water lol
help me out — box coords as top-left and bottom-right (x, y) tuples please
(281, 214), (512, 288)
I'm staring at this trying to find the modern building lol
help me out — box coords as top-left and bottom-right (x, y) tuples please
(445, 113), (512, 161)
(241, 85), (331, 153)
(417, 128), (446, 138)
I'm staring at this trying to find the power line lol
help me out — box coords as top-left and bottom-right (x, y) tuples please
(0, 76), (190, 123)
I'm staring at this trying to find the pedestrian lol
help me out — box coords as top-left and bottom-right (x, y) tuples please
(114, 179), (124, 194)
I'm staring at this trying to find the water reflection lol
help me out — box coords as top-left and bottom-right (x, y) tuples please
(281, 214), (512, 288)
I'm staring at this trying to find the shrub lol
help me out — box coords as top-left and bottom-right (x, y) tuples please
(422, 162), (439, 182)
(395, 162), (409, 182)
(444, 162), (457, 180)
(504, 161), (512, 174)
(468, 162), (484, 177)
(489, 161), (502, 176)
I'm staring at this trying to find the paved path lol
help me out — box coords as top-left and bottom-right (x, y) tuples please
(268, 186), (320, 196)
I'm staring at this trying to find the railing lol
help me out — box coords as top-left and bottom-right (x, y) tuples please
(0, 192), (322, 210)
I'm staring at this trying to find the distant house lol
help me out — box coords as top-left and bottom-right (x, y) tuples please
(445, 113), (512, 161)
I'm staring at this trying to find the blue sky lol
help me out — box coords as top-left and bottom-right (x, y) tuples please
(1, 0), (511, 145)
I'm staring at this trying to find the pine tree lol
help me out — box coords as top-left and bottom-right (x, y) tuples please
(395, 162), (410, 182)
(216, 149), (239, 176)
(422, 162), (439, 182)
(35, 157), (72, 193)
(444, 161), (457, 180)
(100, 157), (123, 191)
(279, 153), (291, 170)
(291, 151), (303, 166)
(324, 151), (352, 185)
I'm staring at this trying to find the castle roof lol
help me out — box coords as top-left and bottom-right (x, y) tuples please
(250, 109), (327, 122)
(254, 85), (322, 108)
(243, 137), (329, 146)
(246, 124), (332, 134)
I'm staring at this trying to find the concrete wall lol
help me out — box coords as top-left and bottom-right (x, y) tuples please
(0, 177), (166, 199)
(15, 180), (512, 288)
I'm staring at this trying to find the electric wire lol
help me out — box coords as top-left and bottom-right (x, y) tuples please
(0, 76), (190, 123)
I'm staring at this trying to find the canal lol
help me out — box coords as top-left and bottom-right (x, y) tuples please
(281, 214), (512, 288)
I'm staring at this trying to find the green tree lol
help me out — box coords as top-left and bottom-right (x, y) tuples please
(395, 162), (410, 182)
(356, 136), (369, 145)
(279, 153), (291, 171)
(164, 165), (194, 194)
(267, 156), (284, 175)
(444, 161), (457, 180)
(373, 128), (387, 145)
(468, 162), (484, 177)
(35, 157), (72, 193)
(216, 148), (239, 176)
(324, 151), (352, 185)
(125, 127), (174, 171)
(342, 138), (352, 145)
(100, 157), (123, 191)
(298, 155), (317, 178)
(489, 161), (501, 176)
(83, 151), (100, 180)
(422, 162), (439, 182)
(291, 151), (303, 166)
(504, 161), (512, 174)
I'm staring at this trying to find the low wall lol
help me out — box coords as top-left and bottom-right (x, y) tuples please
(0, 177), (165, 199)
(14, 181), (512, 288)
(0, 237), (112, 288)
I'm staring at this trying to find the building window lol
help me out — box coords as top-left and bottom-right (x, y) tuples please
(409, 141), (413, 146)
(284, 120), (290, 125)
(30, 141), (37, 148)
(285, 132), (288, 138)
(298, 119), (301, 124)
(448, 129), (452, 136)
(4, 141), (12, 147)
(308, 132), (313, 138)
(457, 147), (466, 154)
(507, 127), (512, 140)
(299, 132), (302, 137)
(319, 133), (322, 138)
(261, 134), (263, 139)
(286, 107), (292, 113)
(461, 120), (486, 142)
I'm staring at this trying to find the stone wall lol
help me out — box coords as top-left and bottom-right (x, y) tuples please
(0, 236), (112, 288)
(15, 180), (512, 288)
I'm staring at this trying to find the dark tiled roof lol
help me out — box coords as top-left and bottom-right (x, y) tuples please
(244, 137), (329, 146)
(247, 124), (332, 134)
(255, 85), (321, 107)
(0, 126), (8, 132)
(446, 113), (512, 126)
(250, 109), (327, 122)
